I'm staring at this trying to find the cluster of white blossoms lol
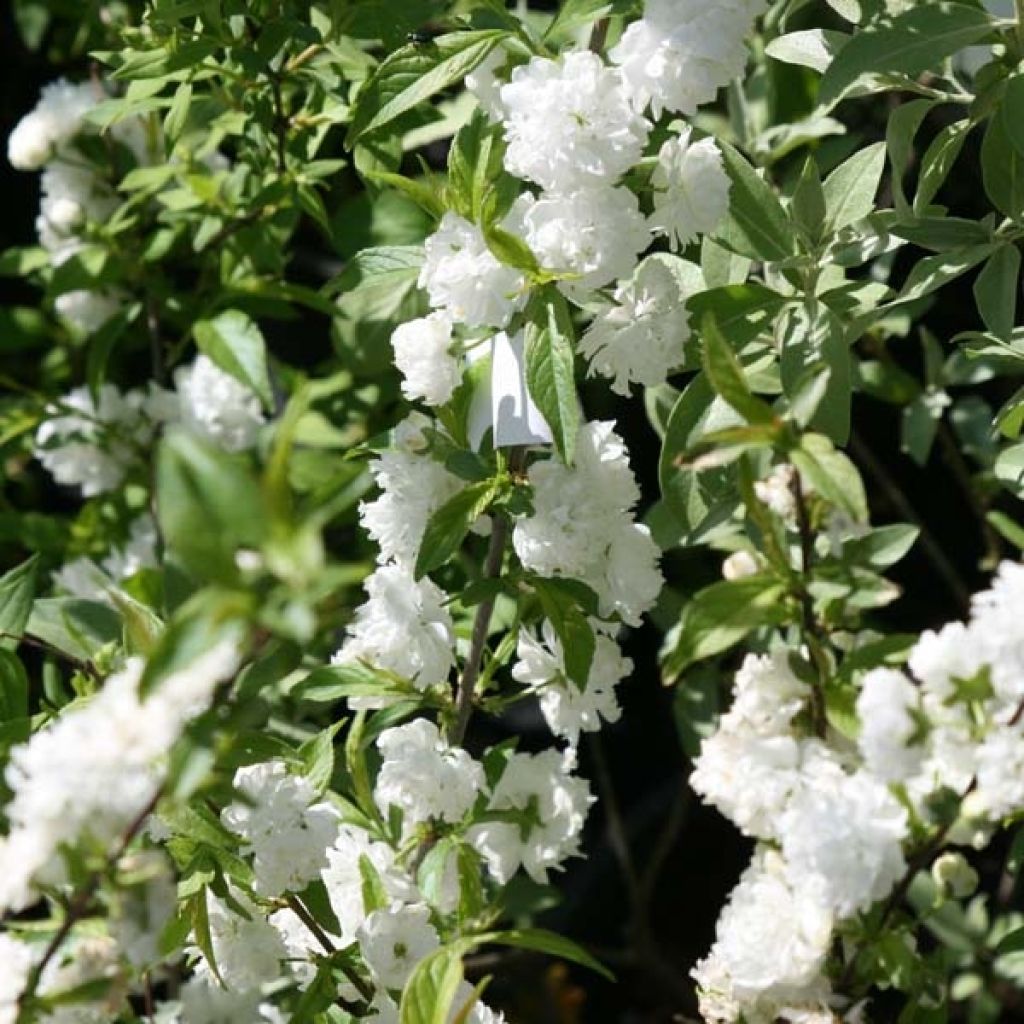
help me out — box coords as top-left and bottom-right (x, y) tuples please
(0, 641), (239, 915)
(513, 420), (663, 626)
(691, 561), (1024, 1023)
(155, 718), (593, 1023)
(8, 78), (149, 334)
(34, 356), (265, 499)
(52, 514), (159, 602)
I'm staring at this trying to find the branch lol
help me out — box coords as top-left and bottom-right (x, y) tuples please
(18, 791), (161, 1011)
(450, 513), (509, 746)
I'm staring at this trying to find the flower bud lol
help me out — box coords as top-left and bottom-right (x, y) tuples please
(722, 550), (759, 581)
(931, 851), (979, 900)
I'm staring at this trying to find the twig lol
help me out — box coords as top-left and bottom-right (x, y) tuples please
(18, 791), (161, 1009)
(790, 470), (830, 737)
(450, 514), (509, 746)
(284, 894), (374, 1005)
(269, 75), (288, 174)
(587, 18), (609, 53)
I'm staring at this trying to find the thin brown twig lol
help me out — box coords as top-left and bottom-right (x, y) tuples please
(18, 791), (161, 1010)
(451, 514), (509, 746)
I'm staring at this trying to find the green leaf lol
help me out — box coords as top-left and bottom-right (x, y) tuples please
(887, 98), (935, 212)
(414, 479), (502, 580)
(0, 650), (28, 721)
(686, 284), (787, 348)
(484, 928), (614, 981)
(156, 429), (269, 583)
(915, 120), (970, 213)
(349, 30), (508, 144)
(982, 114), (1024, 222)
(817, 2), (993, 107)
(293, 663), (416, 703)
(299, 723), (342, 794)
(974, 244), (1020, 340)
(700, 314), (777, 426)
(996, 441), (1024, 497)
(524, 291), (579, 464)
(843, 524), (920, 568)
(896, 244), (998, 305)
(822, 142), (886, 234)
(532, 578), (596, 689)
(791, 157), (826, 243)
(399, 944), (470, 1024)
(663, 575), (789, 682)
(1001, 73), (1024, 159)
(193, 310), (272, 408)
(715, 141), (795, 262)
(791, 433), (868, 522)
(988, 510), (1024, 550)
(138, 592), (247, 698)
(27, 598), (121, 662)
(996, 927), (1024, 956)
(765, 29), (846, 74)
(0, 555), (39, 651)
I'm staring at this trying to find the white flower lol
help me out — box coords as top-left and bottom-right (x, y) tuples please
(53, 516), (159, 603)
(34, 384), (152, 496)
(649, 128), (731, 250)
(468, 749), (593, 884)
(753, 464), (797, 521)
(725, 651), (809, 736)
(856, 669), (925, 782)
(54, 290), (122, 335)
(178, 979), (262, 1024)
(578, 257), (690, 395)
(466, 46), (507, 121)
(357, 902), (440, 990)
(222, 761), (340, 898)
(419, 212), (525, 328)
(38, 160), (115, 238)
(359, 415), (464, 568)
(778, 752), (908, 917)
(374, 719), (484, 833)
(0, 934), (35, 1024)
(0, 643), (239, 913)
(8, 79), (98, 170)
(974, 725), (1024, 821)
(321, 824), (416, 944)
(334, 565), (456, 699)
(509, 188), (649, 294)
(390, 312), (463, 407)
(694, 849), (833, 1019)
(512, 621), (631, 744)
(191, 890), (287, 991)
(691, 731), (802, 840)
(610, 0), (767, 117)
(500, 52), (649, 191)
(513, 422), (662, 625)
(968, 560), (1024, 705)
(173, 355), (265, 452)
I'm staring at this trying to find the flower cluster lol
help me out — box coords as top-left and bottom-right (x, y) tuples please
(8, 78), (149, 333)
(34, 355), (265, 500)
(690, 562), (1024, 1023)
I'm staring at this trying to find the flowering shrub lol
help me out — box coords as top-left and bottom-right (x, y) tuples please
(2, 0), (1024, 1022)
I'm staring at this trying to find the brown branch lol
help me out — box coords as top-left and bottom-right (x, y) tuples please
(18, 791), (161, 1010)
(450, 513), (509, 746)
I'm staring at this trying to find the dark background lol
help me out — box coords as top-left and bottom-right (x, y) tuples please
(1, 2), (1021, 1021)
